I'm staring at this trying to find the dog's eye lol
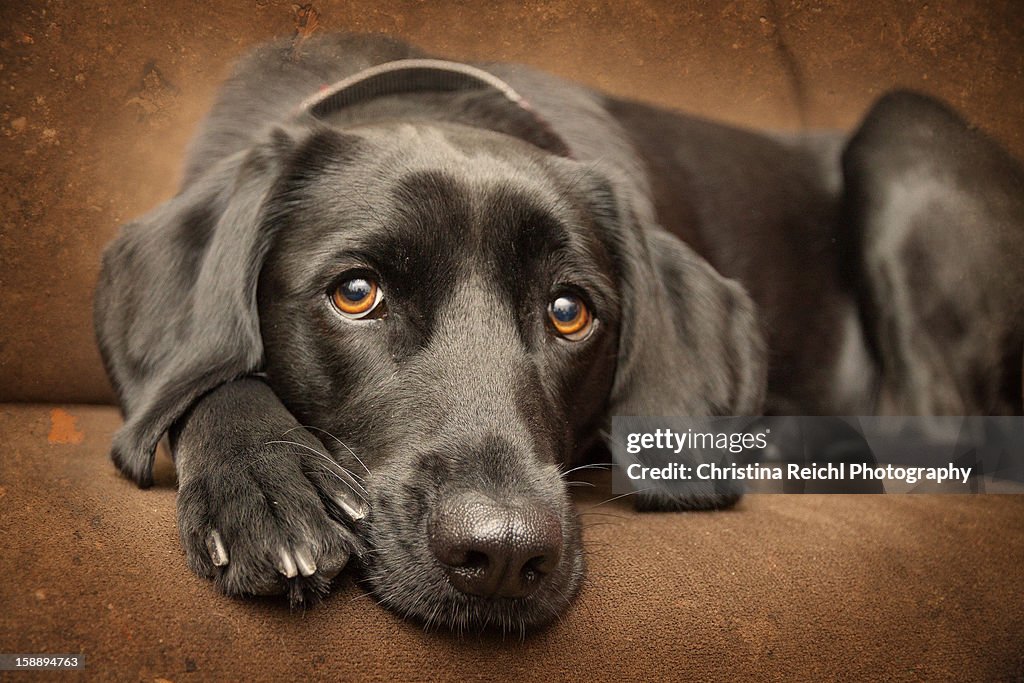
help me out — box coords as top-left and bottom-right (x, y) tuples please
(331, 276), (384, 319)
(548, 294), (592, 341)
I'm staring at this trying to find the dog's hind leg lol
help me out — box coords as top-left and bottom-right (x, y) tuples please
(841, 91), (1024, 415)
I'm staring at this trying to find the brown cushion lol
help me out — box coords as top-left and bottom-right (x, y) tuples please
(2, 403), (1021, 680)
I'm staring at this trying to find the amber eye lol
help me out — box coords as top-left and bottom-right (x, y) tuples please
(548, 294), (592, 340)
(331, 276), (383, 319)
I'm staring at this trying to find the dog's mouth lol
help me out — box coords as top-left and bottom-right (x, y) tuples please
(355, 474), (586, 634)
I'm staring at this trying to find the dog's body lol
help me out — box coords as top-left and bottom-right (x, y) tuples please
(94, 34), (1024, 631)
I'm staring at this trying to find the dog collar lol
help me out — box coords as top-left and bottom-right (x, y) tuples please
(298, 58), (572, 157)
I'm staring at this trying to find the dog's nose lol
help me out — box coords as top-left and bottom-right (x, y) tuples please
(428, 494), (562, 599)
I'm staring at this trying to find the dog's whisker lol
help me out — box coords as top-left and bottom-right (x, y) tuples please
(280, 452), (354, 485)
(547, 584), (573, 614)
(238, 449), (285, 473)
(309, 465), (367, 499)
(264, 439), (370, 500)
(299, 446), (368, 488)
(559, 462), (615, 478)
(285, 425), (372, 477)
(269, 448), (369, 502)
(578, 511), (630, 520)
(423, 600), (444, 634)
(581, 544), (616, 555)
(302, 460), (371, 505)
(348, 590), (375, 602)
(581, 487), (654, 511)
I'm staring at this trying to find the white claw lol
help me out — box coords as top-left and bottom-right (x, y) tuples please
(207, 530), (229, 567)
(277, 548), (298, 578)
(333, 494), (368, 521)
(294, 548), (317, 577)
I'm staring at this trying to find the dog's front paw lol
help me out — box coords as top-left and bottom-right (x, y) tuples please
(176, 439), (366, 604)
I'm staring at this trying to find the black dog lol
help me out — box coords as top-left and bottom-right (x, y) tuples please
(94, 33), (1024, 631)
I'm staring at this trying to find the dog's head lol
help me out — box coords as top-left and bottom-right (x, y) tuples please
(96, 106), (764, 631)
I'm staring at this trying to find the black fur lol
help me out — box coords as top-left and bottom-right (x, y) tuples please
(94, 34), (1024, 631)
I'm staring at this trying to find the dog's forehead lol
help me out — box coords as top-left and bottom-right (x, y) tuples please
(279, 123), (595, 275)
(326, 122), (571, 213)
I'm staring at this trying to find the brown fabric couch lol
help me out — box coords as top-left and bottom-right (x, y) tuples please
(2, 404), (1023, 680)
(2, 1), (1023, 680)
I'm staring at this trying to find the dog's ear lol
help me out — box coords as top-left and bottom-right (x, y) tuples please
(95, 126), (316, 487)
(610, 226), (767, 418)
(581, 172), (767, 509)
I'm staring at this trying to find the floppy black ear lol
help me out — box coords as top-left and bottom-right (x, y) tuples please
(585, 175), (767, 509)
(94, 128), (299, 487)
(610, 226), (767, 419)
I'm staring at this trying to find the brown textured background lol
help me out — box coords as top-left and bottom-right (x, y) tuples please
(1, 0), (1023, 403)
